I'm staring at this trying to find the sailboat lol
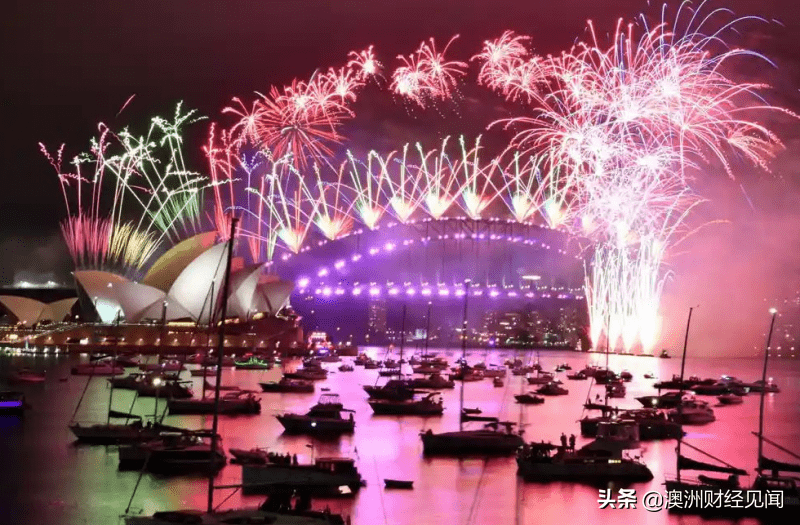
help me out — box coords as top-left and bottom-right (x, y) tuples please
(368, 305), (444, 416)
(124, 219), (347, 524)
(664, 308), (799, 517)
(69, 351), (159, 444)
(420, 280), (525, 456)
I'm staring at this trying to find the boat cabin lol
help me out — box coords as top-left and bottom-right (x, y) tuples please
(315, 457), (359, 474)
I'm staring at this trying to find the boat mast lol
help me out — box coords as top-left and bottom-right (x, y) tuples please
(207, 216), (238, 514)
(398, 304), (406, 378)
(459, 279), (471, 432)
(107, 346), (118, 425)
(757, 308), (777, 474)
(676, 306), (694, 484)
(424, 301), (432, 358)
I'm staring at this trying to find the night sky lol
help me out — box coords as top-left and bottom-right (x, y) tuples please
(3, 0), (800, 354)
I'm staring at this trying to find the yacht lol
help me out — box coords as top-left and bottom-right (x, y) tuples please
(167, 391), (261, 415)
(517, 442), (653, 482)
(581, 409), (682, 440)
(241, 456), (364, 496)
(667, 398), (716, 425)
(536, 382), (568, 396)
(119, 432), (226, 474)
(368, 392), (444, 416)
(635, 391), (686, 409)
(363, 379), (415, 401)
(421, 421), (525, 456)
(409, 373), (455, 389)
(260, 377), (315, 393)
(276, 394), (355, 435)
(514, 392), (545, 405)
(605, 381), (626, 398)
(284, 368), (328, 381)
(526, 371), (555, 385)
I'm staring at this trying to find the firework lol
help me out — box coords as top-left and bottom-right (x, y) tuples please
(392, 36), (467, 107)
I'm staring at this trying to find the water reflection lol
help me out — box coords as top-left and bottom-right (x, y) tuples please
(0, 348), (797, 524)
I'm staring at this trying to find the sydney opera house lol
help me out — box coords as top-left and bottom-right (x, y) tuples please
(0, 232), (302, 354)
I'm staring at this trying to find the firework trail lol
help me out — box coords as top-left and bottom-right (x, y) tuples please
(472, 3), (792, 352)
(392, 36), (467, 107)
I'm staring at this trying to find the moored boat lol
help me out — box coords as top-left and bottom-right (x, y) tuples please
(368, 392), (444, 416)
(276, 393), (355, 435)
(241, 456), (364, 496)
(259, 377), (315, 393)
(167, 391), (261, 415)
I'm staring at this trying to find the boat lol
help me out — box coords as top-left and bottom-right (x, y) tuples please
(516, 441), (653, 482)
(363, 379), (416, 401)
(667, 398), (716, 425)
(118, 432), (227, 474)
(123, 218), (349, 525)
(229, 447), (274, 465)
(125, 490), (347, 524)
(234, 357), (273, 370)
(421, 421), (525, 456)
(8, 369), (46, 383)
(481, 366), (507, 378)
(653, 374), (712, 390)
(338, 363), (354, 372)
(384, 479), (413, 489)
(659, 349), (671, 358)
(363, 359), (380, 369)
(259, 377), (315, 393)
(691, 382), (748, 396)
(643, 372), (656, 379)
(0, 391), (25, 415)
(493, 377), (504, 388)
(566, 371), (587, 380)
(412, 363), (446, 374)
(514, 393), (545, 405)
(110, 372), (180, 390)
(368, 392), (444, 416)
(580, 409), (682, 440)
(409, 373), (455, 389)
(554, 363), (572, 372)
(167, 391), (261, 415)
(525, 371), (555, 385)
(460, 409), (499, 423)
(619, 370), (633, 382)
(664, 310), (800, 519)
(138, 359), (185, 372)
(71, 362), (124, 376)
(190, 367), (218, 377)
(592, 369), (619, 385)
(635, 391), (686, 409)
(536, 382), (568, 396)
(717, 393), (743, 405)
(378, 368), (401, 377)
(283, 368), (328, 381)
(448, 367), (484, 382)
(745, 379), (780, 393)
(511, 365), (537, 376)
(276, 393), (355, 434)
(136, 379), (193, 399)
(241, 455), (364, 496)
(605, 381), (626, 398)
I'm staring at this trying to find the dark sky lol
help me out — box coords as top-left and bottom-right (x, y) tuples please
(3, 0), (800, 354)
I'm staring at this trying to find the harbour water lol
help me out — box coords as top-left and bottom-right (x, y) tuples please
(1, 348), (798, 525)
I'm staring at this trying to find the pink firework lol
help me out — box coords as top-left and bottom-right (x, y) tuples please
(392, 35), (467, 107)
(347, 45), (382, 80)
